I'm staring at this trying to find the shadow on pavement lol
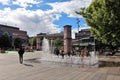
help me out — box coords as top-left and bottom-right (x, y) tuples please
(23, 63), (34, 67)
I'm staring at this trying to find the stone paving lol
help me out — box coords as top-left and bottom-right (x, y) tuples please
(0, 51), (120, 80)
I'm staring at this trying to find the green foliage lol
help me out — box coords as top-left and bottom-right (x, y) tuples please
(28, 38), (32, 46)
(14, 38), (22, 48)
(0, 32), (12, 49)
(33, 37), (36, 46)
(53, 38), (63, 49)
(29, 37), (36, 46)
(77, 0), (120, 46)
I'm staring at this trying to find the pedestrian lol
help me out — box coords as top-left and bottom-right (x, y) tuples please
(56, 48), (60, 57)
(18, 47), (25, 64)
(60, 49), (64, 59)
(54, 48), (60, 56)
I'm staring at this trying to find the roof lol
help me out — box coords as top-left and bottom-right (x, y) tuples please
(0, 24), (19, 30)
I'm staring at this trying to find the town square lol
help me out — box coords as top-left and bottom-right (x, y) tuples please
(0, 0), (120, 80)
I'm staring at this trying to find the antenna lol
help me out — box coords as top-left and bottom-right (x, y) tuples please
(76, 18), (80, 33)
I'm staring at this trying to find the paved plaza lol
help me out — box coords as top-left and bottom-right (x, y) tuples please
(0, 51), (120, 80)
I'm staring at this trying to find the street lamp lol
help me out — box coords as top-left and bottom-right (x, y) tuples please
(77, 18), (80, 33)
(76, 18), (81, 55)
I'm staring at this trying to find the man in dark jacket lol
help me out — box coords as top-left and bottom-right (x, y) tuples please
(18, 47), (25, 64)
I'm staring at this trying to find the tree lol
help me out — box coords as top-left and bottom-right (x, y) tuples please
(29, 37), (36, 46)
(53, 38), (63, 49)
(0, 32), (12, 49)
(77, 0), (120, 49)
(28, 37), (36, 49)
(14, 38), (23, 48)
(33, 37), (36, 47)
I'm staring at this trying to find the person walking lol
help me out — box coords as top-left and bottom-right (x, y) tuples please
(18, 47), (25, 64)
(60, 49), (64, 59)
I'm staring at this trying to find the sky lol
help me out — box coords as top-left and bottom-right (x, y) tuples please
(0, 0), (93, 38)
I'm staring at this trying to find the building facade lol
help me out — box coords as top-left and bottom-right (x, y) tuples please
(0, 24), (28, 47)
(75, 29), (95, 46)
(36, 33), (46, 50)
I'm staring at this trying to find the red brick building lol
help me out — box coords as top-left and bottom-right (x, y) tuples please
(0, 24), (28, 47)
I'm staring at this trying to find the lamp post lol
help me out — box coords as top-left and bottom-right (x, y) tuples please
(77, 18), (80, 33)
(76, 18), (81, 55)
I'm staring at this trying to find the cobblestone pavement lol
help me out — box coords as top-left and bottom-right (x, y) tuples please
(0, 51), (120, 80)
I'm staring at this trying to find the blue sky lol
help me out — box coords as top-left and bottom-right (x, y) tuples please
(0, 0), (93, 38)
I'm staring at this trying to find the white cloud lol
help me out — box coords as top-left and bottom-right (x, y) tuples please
(0, 0), (92, 37)
(13, 0), (42, 8)
(48, 0), (93, 18)
(0, 0), (42, 7)
(0, 0), (10, 5)
(0, 8), (61, 36)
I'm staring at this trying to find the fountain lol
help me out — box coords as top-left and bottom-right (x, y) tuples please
(39, 25), (98, 67)
(41, 37), (51, 60)
(27, 25), (119, 67)
(40, 37), (98, 67)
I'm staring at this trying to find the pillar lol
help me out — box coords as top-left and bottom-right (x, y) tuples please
(64, 25), (72, 54)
